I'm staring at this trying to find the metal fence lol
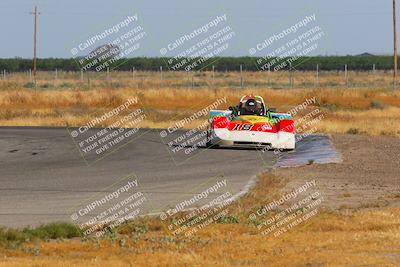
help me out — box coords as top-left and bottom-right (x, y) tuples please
(0, 66), (396, 90)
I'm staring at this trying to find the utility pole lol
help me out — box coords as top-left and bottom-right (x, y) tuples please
(30, 6), (40, 78)
(394, 0), (398, 89)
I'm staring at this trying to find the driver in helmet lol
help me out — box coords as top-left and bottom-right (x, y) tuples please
(239, 98), (264, 116)
(229, 96), (266, 117)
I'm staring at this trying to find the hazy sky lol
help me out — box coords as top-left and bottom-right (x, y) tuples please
(0, 0), (394, 58)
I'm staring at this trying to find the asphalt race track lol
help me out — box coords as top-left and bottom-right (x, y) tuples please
(0, 127), (340, 228)
(0, 127), (281, 228)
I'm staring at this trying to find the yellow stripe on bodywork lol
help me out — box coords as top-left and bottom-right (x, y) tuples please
(232, 115), (270, 124)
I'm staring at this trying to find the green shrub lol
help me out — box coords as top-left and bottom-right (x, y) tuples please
(0, 228), (29, 248)
(370, 100), (384, 109)
(118, 223), (148, 236)
(60, 82), (73, 88)
(23, 82), (35, 88)
(307, 159), (315, 165)
(216, 215), (239, 224)
(40, 83), (52, 89)
(23, 223), (82, 239)
(347, 128), (360, 135)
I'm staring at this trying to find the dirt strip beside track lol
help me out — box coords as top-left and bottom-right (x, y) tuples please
(274, 134), (400, 210)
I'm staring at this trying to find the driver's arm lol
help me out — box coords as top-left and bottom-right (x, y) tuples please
(228, 106), (239, 117)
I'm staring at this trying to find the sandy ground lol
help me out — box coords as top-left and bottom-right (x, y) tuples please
(274, 134), (400, 210)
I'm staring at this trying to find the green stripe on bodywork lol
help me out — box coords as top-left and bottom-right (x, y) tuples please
(209, 111), (293, 124)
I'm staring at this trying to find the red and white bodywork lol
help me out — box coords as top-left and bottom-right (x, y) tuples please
(207, 95), (295, 150)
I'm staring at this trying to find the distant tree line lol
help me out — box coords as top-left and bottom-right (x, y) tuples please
(0, 56), (396, 72)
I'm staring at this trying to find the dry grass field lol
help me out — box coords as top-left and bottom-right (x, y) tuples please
(1, 70), (400, 136)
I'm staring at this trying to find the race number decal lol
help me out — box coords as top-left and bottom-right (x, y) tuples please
(233, 124), (253, 131)
(241, 124), (253, 131)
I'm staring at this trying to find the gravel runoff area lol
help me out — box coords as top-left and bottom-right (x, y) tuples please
(274, 134), (400, 210)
